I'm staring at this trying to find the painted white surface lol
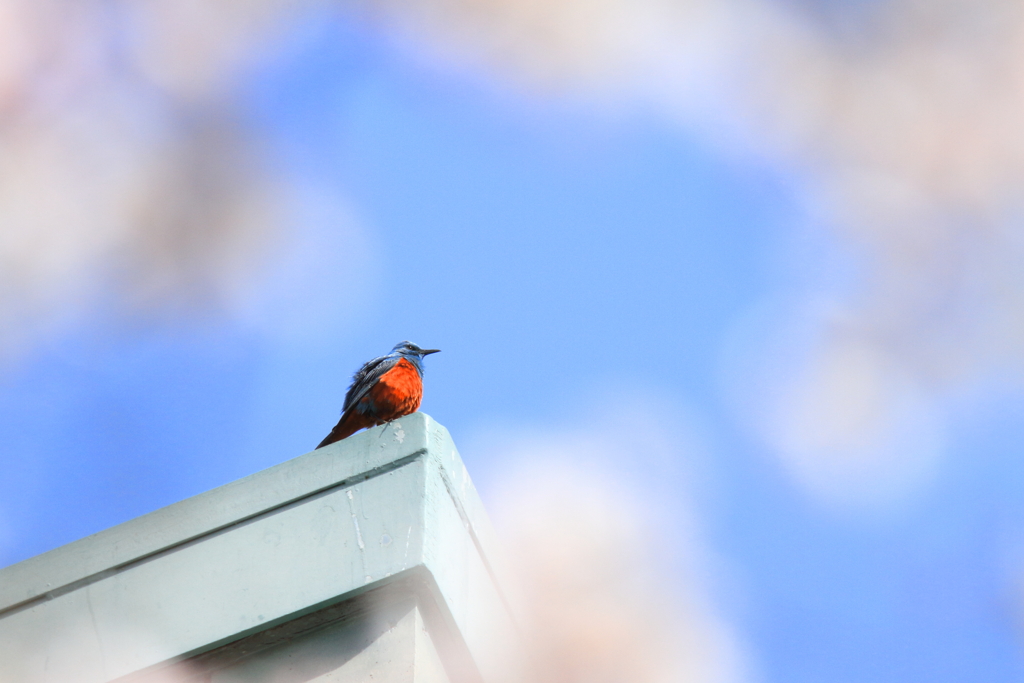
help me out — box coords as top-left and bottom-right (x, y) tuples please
(211, 600), (450, 683)
(0, 414), (520, 683)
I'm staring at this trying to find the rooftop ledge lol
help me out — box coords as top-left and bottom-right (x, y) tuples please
(0, 413), (522, 683)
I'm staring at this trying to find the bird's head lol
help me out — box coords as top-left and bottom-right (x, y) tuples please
(391, 341), (440, 361)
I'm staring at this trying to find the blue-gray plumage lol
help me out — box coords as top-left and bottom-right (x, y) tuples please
(317, 341), (440, 448)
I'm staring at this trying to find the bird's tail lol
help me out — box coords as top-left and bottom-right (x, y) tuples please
(316, 411), (370, 449)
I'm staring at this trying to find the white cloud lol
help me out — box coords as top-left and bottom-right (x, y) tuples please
(225, 185), (377, 348)
(466, 399), (751, 683)
(0, 1), (309, 361)
(721, 295), (947, 512)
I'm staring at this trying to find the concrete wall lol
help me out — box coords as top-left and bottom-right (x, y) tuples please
(0, 414), (521, 683)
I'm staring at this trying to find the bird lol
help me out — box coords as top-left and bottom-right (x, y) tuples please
(317, 341), (440, 448)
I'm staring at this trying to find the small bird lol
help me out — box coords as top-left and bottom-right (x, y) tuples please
(317, 341), (440, 448)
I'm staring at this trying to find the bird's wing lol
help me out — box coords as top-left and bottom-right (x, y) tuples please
(341, 354), (400, 414)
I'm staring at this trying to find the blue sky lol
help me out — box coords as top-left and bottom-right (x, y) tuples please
(3, 8), (1024, 683)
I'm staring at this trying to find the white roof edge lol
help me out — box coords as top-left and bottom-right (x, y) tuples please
(0, 413), (436, 614)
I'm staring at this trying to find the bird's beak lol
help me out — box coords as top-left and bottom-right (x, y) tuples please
(421, 349), (441, 355)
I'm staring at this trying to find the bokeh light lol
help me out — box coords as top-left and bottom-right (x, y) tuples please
(4, 0), (1024, 680)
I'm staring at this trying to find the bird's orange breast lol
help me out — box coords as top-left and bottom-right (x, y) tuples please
(366, 358), (423, 419)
